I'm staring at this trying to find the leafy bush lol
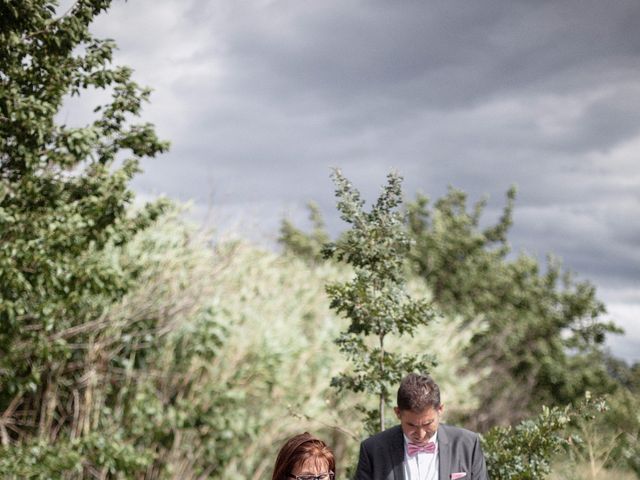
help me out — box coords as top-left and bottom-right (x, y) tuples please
(483, 394), (609, 480)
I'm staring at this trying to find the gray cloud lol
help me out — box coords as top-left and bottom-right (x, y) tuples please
(196, 0), (640, 109)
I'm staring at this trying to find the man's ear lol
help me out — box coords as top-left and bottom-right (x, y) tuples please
(438, 403), (445, 415)
(394, 406), (401, 419)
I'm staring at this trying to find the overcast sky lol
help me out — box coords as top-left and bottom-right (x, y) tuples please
(72, 0), (640, 362)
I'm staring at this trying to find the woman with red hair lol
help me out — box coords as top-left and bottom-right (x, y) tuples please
(272, 432), (336, 480)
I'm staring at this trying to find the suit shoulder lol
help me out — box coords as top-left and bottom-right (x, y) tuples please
(440, 423), (481, 442)
(361, 425), (403, 449)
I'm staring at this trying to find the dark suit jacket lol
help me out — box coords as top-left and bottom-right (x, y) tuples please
(355, 424), (488, 480)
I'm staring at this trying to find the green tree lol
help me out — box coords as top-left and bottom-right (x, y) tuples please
(0, 0), (167, 475)
(406, 188), (620, 429)
(279, 201), (330, 263)
(323, 169), (435, 433)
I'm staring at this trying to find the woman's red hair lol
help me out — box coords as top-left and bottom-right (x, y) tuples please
(272, 432), (335, 480)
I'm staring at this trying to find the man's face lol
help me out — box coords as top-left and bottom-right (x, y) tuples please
(394, 404), (444, 445)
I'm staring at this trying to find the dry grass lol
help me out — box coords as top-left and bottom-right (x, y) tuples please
(550, 461), (637, 480)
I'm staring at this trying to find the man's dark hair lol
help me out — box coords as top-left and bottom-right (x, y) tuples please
(397, 373), (441, 411)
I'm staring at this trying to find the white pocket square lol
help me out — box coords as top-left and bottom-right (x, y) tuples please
(450, 473), (467, 479)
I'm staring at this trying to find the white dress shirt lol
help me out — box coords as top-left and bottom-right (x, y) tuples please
(402, 432), (439, 480)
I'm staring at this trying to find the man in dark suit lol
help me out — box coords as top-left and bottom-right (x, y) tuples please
(355, 373), (488, 480)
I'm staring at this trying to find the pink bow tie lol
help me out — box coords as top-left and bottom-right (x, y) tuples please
(407, 442), (436, 456)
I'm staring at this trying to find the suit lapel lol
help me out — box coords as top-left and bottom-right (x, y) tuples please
(391, 426), (405, 480)
(438, 424), (451, 480)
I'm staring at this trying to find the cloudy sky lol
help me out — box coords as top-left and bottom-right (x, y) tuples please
(74, 0), (640, 362)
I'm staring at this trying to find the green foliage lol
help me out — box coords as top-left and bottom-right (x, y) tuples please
(0, 0), (168, 394)
(606, 357), (640, 394)
(483, 393), (608, 480)
(0, 208), (229, 478)
(610, 389), (640, 476)
(0, 0), (173, 476)
(324, 170), (436, 433)
(0, 439), (84, 478)
(279, 201), (330, 263)
(0, 432), (151, 478)
(406, 187), (620, 429)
